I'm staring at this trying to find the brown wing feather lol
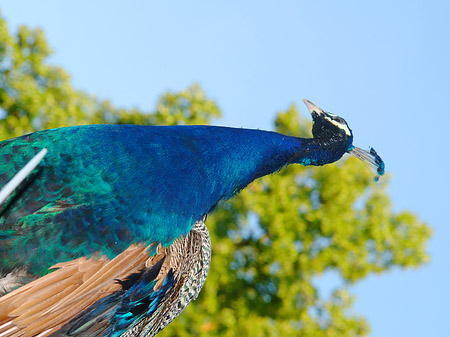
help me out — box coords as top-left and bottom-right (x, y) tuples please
(0, 244), (153, 337)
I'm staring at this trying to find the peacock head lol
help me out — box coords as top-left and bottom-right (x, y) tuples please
(303, 99), (353, 146)
(303, 99), (385, 182)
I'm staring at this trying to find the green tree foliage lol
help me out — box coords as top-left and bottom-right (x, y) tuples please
(0, 14), (431, 336)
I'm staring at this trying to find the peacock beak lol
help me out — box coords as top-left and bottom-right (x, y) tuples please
(303, 99), (325, 117)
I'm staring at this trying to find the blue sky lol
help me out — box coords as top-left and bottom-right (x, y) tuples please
(1, 1), (448, 336)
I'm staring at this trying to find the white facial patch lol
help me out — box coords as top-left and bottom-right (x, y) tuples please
(302, 99), (352, 137)
(323, 115), (352, 136)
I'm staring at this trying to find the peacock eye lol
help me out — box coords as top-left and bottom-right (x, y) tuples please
(334, 117), (344, 123)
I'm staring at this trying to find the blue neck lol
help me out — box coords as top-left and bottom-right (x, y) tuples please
(216, 130), (349, 196)
(129, 125), (348, 203)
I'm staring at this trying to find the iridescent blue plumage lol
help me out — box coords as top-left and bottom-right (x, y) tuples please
(0, 124), (352, 276)
(0, 100), (385, 337)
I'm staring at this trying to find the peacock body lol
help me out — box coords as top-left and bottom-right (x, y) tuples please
(0, 100), (384, 336)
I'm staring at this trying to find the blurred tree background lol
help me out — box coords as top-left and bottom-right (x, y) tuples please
(0, 14), (431, 337)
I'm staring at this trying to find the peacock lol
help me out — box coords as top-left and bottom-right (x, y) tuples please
(0, 100), (384, 337)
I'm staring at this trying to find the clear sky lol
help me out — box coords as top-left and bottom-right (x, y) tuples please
(1, 1), (448, 336)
